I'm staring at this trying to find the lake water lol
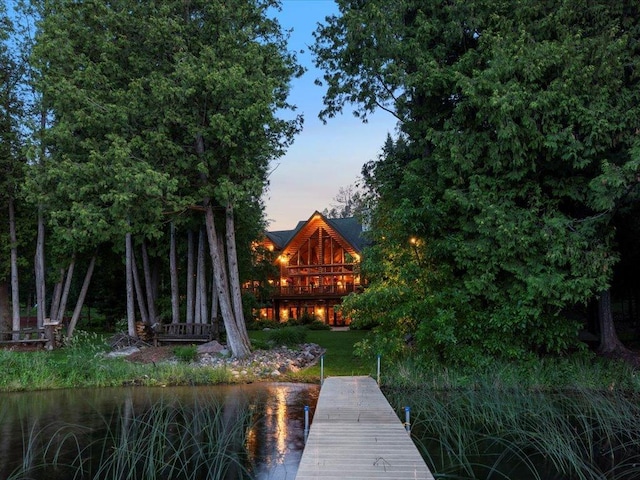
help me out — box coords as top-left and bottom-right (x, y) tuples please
(0, 383), (320, 480)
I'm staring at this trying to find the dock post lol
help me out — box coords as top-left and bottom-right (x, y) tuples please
(405, 406), (411, 433)
(377, 354), (381, 385)
(320, 355), (324, 385)
(304, 405), (310, 443)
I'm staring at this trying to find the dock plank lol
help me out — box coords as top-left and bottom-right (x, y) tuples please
(295, 376), (434, 480)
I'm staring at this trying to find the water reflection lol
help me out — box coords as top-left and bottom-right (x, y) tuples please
(246, 385), (314, 479)
(0, 383), (319, 480)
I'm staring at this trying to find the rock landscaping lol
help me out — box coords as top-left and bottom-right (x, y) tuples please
(198, 342), (325, 378)
(107, 339), (325, 379)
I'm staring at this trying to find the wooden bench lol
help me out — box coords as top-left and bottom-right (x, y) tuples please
(153, 323), (214, 346)
(0, 327), (48, 346)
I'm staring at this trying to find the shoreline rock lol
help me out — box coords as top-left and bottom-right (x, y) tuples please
(112, 340), (326, 379)
(197, 342), (325, 378)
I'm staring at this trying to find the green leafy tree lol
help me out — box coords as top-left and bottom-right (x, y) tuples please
(318, 1), (640, 362)
(30, 0), (301, 356)
(0, 4), (29, 336)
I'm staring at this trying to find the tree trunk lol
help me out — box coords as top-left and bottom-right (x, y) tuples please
(67, 255), (96, 338)
(211, 270), (219, 338)
(224, 202), (250, 345)
(57, 256), (76, 324)
(186, 229), (195, 324)
(170, 223), (180, 324)
(49, 268), (64, 323)
(197, 228), (207, 324)
(35, 208), (46, 328)
(125, 232), (136, 337)
(0, 281), (10, 337)
(204, 203), (250, 358)
(141, 241), (157, 325)
(598, 289), (628, 354)
(9, 197), (20, 336)
(131, 251), (150, 325)
(194, 229), (202, 324)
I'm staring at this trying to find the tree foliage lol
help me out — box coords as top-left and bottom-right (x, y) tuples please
(28, 0), (301, 355)
(0, 7), (25, 272)
(317, 1), (640, 362)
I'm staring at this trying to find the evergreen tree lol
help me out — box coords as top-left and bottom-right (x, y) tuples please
(316, 1), (640, 362)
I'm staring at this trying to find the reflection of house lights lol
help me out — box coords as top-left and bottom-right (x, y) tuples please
(275, 388), (287, 458)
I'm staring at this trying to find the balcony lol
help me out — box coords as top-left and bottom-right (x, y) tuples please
(244, 283), (361, 300)
(272, 284), (359, 299)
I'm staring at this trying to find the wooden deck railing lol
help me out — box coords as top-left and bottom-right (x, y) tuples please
(244, 284), (361, 298)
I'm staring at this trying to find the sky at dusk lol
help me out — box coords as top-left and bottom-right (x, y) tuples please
(266, 0), (397, 231)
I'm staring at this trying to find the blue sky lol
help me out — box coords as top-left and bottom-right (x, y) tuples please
(266, 0), (397, 230)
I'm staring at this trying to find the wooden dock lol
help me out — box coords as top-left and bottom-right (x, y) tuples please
(295, 376), (434, 479)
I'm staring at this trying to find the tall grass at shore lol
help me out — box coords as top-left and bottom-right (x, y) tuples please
(383, 352), (640, 392)
(7, 396), (253, 480)
(383, 356), (640, 479)
(0, 331), (232, 391)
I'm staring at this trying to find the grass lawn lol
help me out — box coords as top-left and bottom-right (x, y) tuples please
(249, 329), (374, 381)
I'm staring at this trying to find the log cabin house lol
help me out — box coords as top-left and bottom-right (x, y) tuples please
(249, 211), (365, 326)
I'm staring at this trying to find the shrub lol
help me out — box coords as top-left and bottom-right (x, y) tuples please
(173, 345), (198, 363)
(248, 319), (282, 331)
(298, 312), (318, 325)
(307, 320), (331, 331)
(63, 330), (108, 354)
(265, 326), (307, 347)
(250, 339), (271, 351)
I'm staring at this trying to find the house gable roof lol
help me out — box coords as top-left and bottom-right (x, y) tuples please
(267, 211), (364, 256)
(325, 216), (365, 252)
(264, 227), (299, 250)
